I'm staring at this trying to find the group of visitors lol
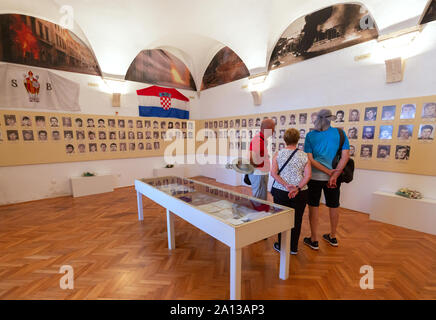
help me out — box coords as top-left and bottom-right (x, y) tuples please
(247, 109), (351, 254)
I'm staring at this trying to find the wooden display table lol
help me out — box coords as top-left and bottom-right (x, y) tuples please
(135, 176), (294, 300)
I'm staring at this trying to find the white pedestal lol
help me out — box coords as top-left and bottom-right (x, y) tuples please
(71, 175), (116, 197)
(370, 191), (436, 235)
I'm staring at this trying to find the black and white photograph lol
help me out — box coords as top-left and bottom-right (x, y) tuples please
(362, 126), (375, 139)
(289, 114), (296, 125)
(78, 144), (86, 153)
(335, 110), (345, 123)
(4, 114), (17, 127)
(398, 125), (413, 140)
(395, 145), (411, 160)
(88, 131), (96, 140)
(349, 145), (355, 157)
(49, 116), (59, 127)
(349, 109), (360, 122)
(422, 102), (436, 119)
(377, 145), (391, 159)
(98, 119), (106, 128)
(118, 119), (125, 128)
(381, 105), (396, 121)
(360, 144), (373, 158)
(52, 131), (61, 141)
(35, 116), (46, 127)
(418, 124), (434, 140)
(37, 130), (48, 141)
(268, 3), (377, 70)
(64, 130), (73, 141)
(299, 113), (307, 124)
(379, 125), (393, 140)
(400, 104), (416, 120)
(19, 116), (32, 127)
(118, 131), (126, 140)
(22, 130), (34, 141)
(89, 143), (97, 152)
(364, 107), (377, 121)
(63, 117), (72, 127)
(75, 118), (84, 128)
(76, 130), (85, 140)
(66, 144), (74, 154)
(347, 127), (358, 140)
(86, 118), (95, 128)
(7, 130), (19, 141)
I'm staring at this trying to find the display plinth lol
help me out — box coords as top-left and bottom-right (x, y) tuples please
(370, 191), (436, 235)
(71, 175), (116, 197)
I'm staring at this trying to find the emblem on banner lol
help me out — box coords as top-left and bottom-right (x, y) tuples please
(159, 92), (172, 110)
(23, 70), (41, 102)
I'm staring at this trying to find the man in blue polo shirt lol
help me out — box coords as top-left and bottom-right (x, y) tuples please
(303, 109), (350, 250)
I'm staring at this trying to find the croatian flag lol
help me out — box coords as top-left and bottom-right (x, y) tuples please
(137, 85), (190, 119)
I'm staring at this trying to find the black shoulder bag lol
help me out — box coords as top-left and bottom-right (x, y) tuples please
(332, 128), (354, 183)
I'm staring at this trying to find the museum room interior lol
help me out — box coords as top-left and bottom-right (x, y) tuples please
(0, 0), (435, 300)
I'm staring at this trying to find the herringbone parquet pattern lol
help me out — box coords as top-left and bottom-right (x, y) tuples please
(0, 176), (435, 299)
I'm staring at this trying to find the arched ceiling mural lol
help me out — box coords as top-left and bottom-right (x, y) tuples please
(268, 3), (378, 71)
(0, 13), (101, 76)
(421, 0), (436, 24)
(125, 49), (197, 91)
(201, 47), (250, 91)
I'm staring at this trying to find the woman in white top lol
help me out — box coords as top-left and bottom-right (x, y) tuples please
(270, 128), (311, 254)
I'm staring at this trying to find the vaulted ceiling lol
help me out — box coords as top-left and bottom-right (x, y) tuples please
(1, 0), (431, 90)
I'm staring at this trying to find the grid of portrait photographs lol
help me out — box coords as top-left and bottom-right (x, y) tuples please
(0, 112), (195, 162)
(200, 99), (436, 174)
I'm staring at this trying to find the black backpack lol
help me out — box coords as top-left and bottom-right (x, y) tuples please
(332, 128), (354, 183)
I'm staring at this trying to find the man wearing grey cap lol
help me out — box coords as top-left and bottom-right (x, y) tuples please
(303, 109), (350, 250)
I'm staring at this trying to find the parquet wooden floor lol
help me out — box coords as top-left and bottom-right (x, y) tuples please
(0, 176), (435, 300)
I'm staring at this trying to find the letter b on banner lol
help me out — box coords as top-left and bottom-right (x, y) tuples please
(59, 265), (74, 290)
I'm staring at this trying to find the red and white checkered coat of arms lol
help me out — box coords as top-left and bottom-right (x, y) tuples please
(159, 92), (172, 110)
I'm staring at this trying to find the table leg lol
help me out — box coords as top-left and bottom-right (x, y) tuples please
(230, 247), (242, 300)
(279, 229), (291, 280)
(137, 191), (143, 221)
(166, 209), (175, 250)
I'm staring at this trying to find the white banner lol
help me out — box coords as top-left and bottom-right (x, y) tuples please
(0, 63), (80, 111)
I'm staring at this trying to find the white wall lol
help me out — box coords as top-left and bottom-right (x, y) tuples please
(191, 24), (436, 213)
(0, 65), (200, 205)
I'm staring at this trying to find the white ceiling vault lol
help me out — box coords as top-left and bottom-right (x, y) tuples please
(1, 0), (431, 90)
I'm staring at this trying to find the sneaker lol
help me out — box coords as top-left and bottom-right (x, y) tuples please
(323, 234), (338, 247)
(303, 237), (319, 250)
(273, 242), (298, 255)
